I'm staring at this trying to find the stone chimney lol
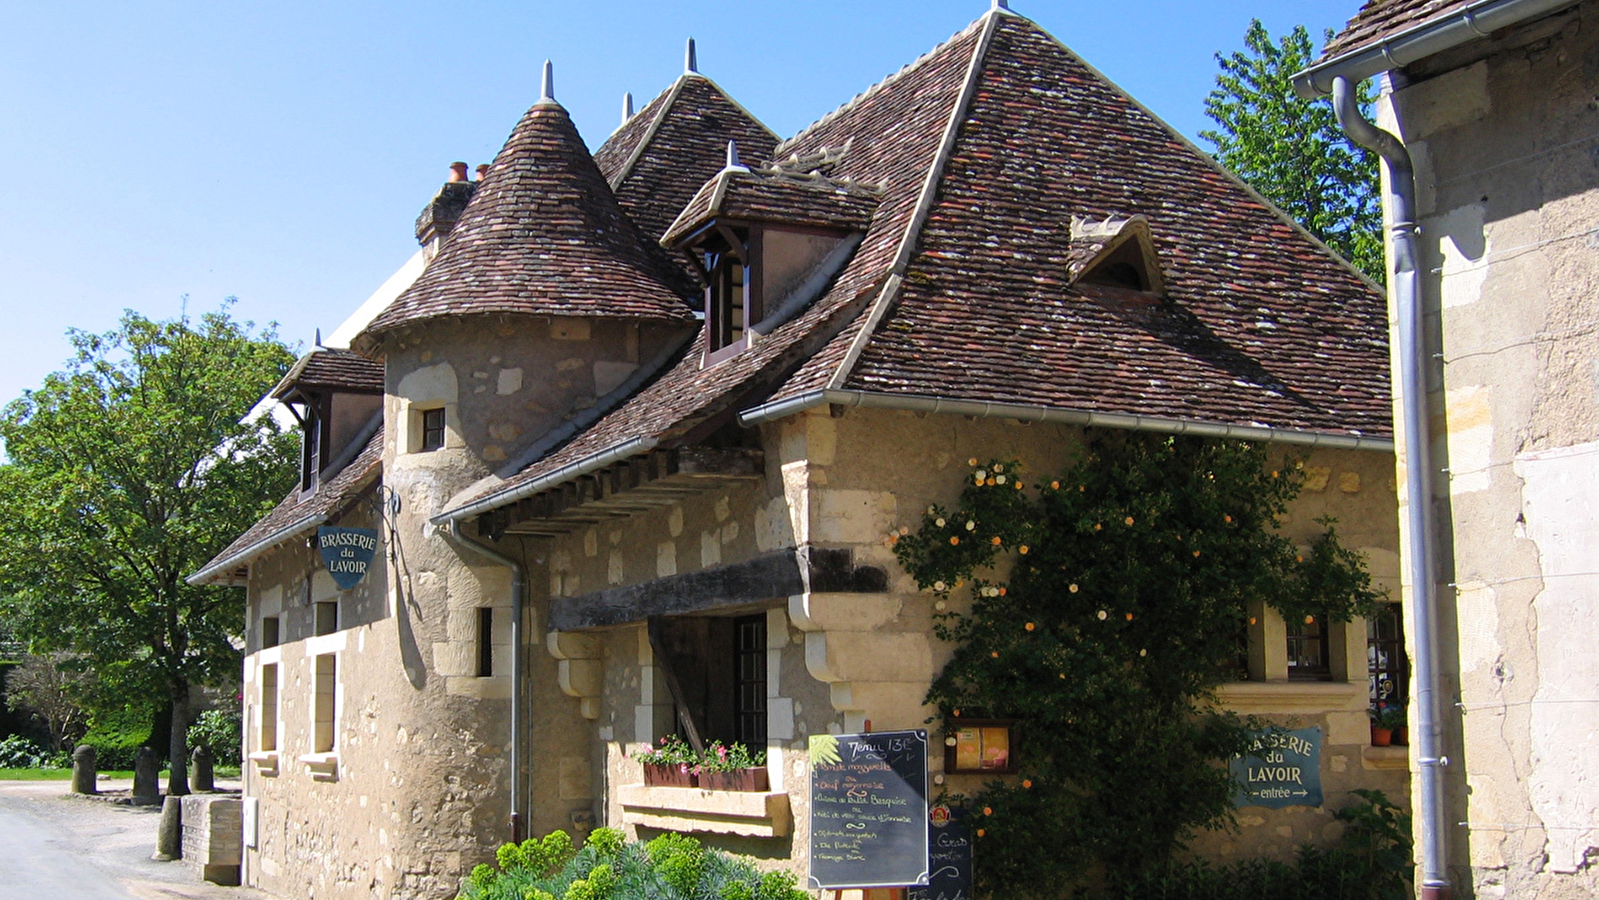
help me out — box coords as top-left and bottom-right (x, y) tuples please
(415, 161), (479, 252)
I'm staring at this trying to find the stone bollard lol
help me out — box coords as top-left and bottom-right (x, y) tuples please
(191, 745), (214, 793)
(153, 794), (182, 861)
(70, 744), (97, 795)
(132, 745), (160, 804)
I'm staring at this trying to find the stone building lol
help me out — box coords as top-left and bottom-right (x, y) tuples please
(194, 6), (1410, 898)
(1299, 1), (1599, 898)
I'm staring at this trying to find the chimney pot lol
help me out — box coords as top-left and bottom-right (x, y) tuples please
(448, 161), (469, 183)
(476, 164), (489, 181)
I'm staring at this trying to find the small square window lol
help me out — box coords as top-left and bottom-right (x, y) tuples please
(420, 407), (447, 452)
(315, 601), (339, 636)
(1287, 612), (1332, 681)
(261, 617), (280, 649)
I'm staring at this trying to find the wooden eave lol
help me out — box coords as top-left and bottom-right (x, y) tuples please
(475, 446), (763, 538)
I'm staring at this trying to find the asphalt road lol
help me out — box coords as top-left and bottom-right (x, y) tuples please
(0, 780), (273, 900)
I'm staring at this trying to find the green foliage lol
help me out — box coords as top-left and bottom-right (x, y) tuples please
(891, 434), (1382, 896)
(187, 707), (243, 767)
(0, 305), (297, 789)
(696, 741), (765, 774)
(82, 702), (159, 771)
(1107, 791), (1413, 899)
(631, 735), (696, 767)
(1202, 22), (1384, 282)
(457, 829), (808, 900)
(0, 734), (49, 768)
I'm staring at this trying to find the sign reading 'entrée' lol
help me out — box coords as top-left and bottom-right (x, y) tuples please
(808, 730), (930, 890)
(1230, 726), (1323, 809)
(317, 526), (378, 590)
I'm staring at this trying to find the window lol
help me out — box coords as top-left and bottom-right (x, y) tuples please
(420, 407), (447, 451)
(477, 607), (495, 678)
(315, 601), (339, 636)
(1367, 604), (1407, 705)
(300, 404), (322, 491)
(261, 616), (280, 649)
(699, 226), (764, 362)
(259, 663), (279, 752)
(651, 613), (768, 748)
(733, 614), (766, 746)
(313, 654), (337, 753)
(1286, 612), (1332, 681)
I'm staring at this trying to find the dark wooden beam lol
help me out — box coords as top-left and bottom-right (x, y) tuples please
(549, 547), (887, 631)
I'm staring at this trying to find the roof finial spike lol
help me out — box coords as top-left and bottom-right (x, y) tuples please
(992, 0), (1010, 9)
(725, 140), (748, 173)
(540, 60), (555, 103)
(314, 327), (323, 348)
(622, 91), (634, 124)
(685, 37), (698, 74)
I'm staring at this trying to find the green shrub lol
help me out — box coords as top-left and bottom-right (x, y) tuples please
(187, 708), (243, 767)
(1107, 791), (1413, 900)
(0, 734), (46, 768)
(456, 828), (808, 900)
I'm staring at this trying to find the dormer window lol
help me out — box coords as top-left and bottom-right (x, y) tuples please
(1068, 214), (1165, 296)
(701, 225), (763, 362)
(270, 348), (385, 496)
(299, 401), (326, 492)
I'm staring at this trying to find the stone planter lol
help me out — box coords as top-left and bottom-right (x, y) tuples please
(642, 762), (697, 788)
(699, 767), (770, 792)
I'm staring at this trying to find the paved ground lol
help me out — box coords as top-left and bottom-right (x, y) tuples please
(0, 779), (274, 900)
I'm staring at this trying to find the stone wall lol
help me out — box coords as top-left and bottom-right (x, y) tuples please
(1383, 3), (1599, 896)
(543, 407), (1405, 876)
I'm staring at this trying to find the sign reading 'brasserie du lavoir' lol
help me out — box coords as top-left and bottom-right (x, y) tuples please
(808, 730), (930, 890)
(1230, 726), (1323, 809)
(317, 526), (378, 590)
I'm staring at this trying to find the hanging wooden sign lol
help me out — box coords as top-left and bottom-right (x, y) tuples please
(808, 730), (930, 890)
(317, 526), (378, 590)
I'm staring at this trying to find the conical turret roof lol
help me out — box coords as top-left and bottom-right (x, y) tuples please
(354, 94), (697, 355)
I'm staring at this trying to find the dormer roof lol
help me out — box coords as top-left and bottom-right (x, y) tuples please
(1067, 214), (1164, 294)
(352, 95), (697, 355)
(661, 164), (881, 248)
(270, 348), (384, 400)
(594, 72), (780, 266)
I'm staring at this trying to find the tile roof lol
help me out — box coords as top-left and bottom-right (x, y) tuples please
(352, 98), (697, 354)
(770, 13), (1392, 439)
(1321, 0), (1475, 60)
(433, 9), (1393, 525)
(189, 427), (384, 584)
(439, 18), (988, 519)
(594, 75), (780, 252)
(270, 348), (384, 399)
(660, 167), (881, 248)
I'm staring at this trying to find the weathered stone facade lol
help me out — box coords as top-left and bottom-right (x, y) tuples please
(1372, 3), (1599, 895)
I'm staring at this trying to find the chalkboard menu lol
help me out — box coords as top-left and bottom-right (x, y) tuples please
(808, 730), (930, 890)
(1230, 726), (1323, 809)
(908, 805), (972, 900)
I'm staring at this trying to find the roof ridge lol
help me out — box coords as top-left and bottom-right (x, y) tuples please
(777, 14), (990, 158)
(610, 77), (686, 190)
(822, 9), (1004, 391)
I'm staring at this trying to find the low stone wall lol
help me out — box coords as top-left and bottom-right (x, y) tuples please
(181, 795), (242, 886)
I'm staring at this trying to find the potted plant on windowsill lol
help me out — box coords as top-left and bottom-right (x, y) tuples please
(633, 735), (697, 788)
(1369, 702), (1405, 747)
(696, 741), (769, 792)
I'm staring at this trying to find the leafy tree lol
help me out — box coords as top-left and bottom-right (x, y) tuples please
(892, 434), (1382, 897)
(3, 653), (92, 752)
(1202, 21), (1384, 282)
(0, 306), (296, 794)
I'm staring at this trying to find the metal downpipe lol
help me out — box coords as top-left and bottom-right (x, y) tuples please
(1331, 76), (1451, 899)
(446, 521), (528, 843)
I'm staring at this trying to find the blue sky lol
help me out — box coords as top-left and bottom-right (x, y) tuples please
(0, 0), (1365, 405)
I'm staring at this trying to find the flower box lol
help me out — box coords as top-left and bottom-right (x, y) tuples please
(643, 762), (697, 788)
(699, 767), (770, 793)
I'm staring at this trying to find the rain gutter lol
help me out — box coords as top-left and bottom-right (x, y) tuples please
(737, 389), (1394, 452)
